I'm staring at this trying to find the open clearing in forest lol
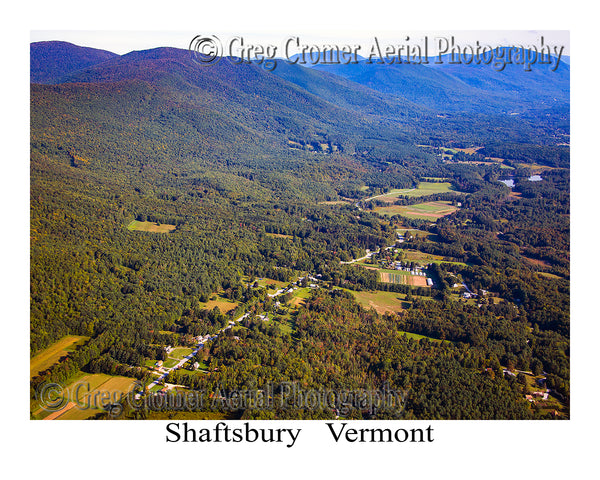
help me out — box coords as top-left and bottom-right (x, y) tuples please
(401, 249), (446, 263)
(536, 272), (564, 280)
(400, 249), (468, 267)
(318, 200), (350, 206)
(454, 147), (483, 154)
(30, 335), (89, 379)
(398, 331), (448, 343)
(516, 162), (562, 173)
(367, 181), (459, 203)
(396, 228), (439, 242)
(170, 347), (194, 360)
(288, 287), (311, 307)
(522, 255), (552, 268)
(127, 220), (176, 233)
(348, 289), (410, 315)
(265, 232), (293, 239)
(200, 295), (238, 313)
(375, 201), (459, 220)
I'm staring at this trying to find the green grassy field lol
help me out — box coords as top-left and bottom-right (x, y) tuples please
(317, 200), (350, 205)
(30, 335), (89, 379)
(253, 277), (289, 289)
(399, 249), (468, 267)
(149, 383), (164, 393)
(277, 321), (293, 335)
(265, 232), (293, 239)
(375, 201), (458, 220)
(417, 145), (458, 154)
(397, 228), (436, 240)
(353, 261), (378, 269)
(163, 358), (179, 369)
(127, 220), (176, 233)
(170, 347), (193, 360)
(289, 287), (312, 307)
(347, 289), (410, 315)
(145, 359), (158, 368)
(404, 182), (458, 197)
(199, 295), (238, 313)
(367, 181), (459, 204)
(400, 249), (445, 263)
(399, 331), (448, 343)
(194, 360), (209, 370)
(536, 271), (564, 280)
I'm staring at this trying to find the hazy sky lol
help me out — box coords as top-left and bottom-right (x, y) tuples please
(30, 30), (570, 56)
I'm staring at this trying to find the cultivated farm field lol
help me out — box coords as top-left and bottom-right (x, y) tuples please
(379, 270), (429, 287)
(31, 373), (137, 420)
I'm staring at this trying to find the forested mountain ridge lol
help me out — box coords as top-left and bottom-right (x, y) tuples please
(30, 41), (118, 84)
(311, 52), (569, 114)
(30, 41), (569, 420)
(31, 45), (442, 202)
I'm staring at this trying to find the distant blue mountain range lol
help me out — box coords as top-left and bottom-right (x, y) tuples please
(31, 41), (569, 116)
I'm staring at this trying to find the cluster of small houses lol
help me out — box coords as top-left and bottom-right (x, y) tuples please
(389, 262), (429, 276)
(380, 233), (433, 286)
(454, 285), (477, 299)
(525, 376), (550, 402)
(504, 370), (552, 403)
(380, 258), (435, 287)
(154, 341), (213, 373)
(154, 356), (202, 372)
(525, 391), (550, 401)
(152, 278), (314, 378)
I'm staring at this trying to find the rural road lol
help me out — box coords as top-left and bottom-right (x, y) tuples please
(146, 311), (251, 390)
(145, 276), (318, 391)
(340, 249), (377, 265)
